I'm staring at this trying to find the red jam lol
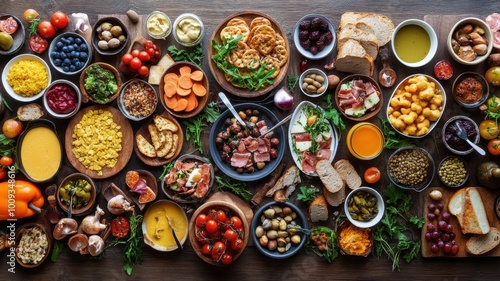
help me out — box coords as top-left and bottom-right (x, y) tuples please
(434, 60), (453, 80)
(46, 84), (78, 114)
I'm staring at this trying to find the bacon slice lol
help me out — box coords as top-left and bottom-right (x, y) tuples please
(231, 152), (251, 168)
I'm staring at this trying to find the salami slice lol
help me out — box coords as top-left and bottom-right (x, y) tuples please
(0, 17), (18, 34)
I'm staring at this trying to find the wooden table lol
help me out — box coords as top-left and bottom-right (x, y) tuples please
(1, 0), (500, 280)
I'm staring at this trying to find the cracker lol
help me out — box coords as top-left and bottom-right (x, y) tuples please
(227, 17), (248, 27)
(270, 45), (288, 67)
(251, 25), (276, 42)
(153, 115), (178, 132)
(136, 134), (156, 158)
(249, 17), (271, 31)
(249, 33), (276, 55)
(242, 49), (261, 70)
(220, 26), (242, 41)
(262, 56), (281, 78)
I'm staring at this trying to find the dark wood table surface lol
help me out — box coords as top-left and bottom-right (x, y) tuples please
(1, 0), (500, 280)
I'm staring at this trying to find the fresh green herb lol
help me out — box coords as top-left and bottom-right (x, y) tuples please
(296, 185), (318, 204)
(183, 102), (220, 153)
(484, 109), (500, 124)
(215, 175), (252, 202)
(301, 105), (330, 155)
(106, 213), (143, 275)
(379, 117), (413, 149)
(0, 134), (16, 157)
(211, 36), (275, 91)
(50, 241), (65, 262)
(158, 161), (175, 182)
(83, 64), (118, 103)
(323, 94), (346, 137)
(28, 18), (40, 37)
(305, 226), (339, 263)
(167, 45), (204, 67)
(373, 184), (421, 271)
(2, 98), (12, 112)
(286, 75), (299, 92)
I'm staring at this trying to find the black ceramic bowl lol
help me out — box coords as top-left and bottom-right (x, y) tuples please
(0, 15), (25, 56)
(209, 103), (285, 181)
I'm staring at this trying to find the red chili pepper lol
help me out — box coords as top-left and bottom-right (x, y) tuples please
(300, 59), (308, 73)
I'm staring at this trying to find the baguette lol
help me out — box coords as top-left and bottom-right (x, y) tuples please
(466, 227), (500, 255)
(309, 195), (329, 222)
(339, 12), (394, 46)
(333, 159), (362, 190)
(153, 115), (179, 132)
(315, 160), (344, 193)
(265, 165), (301, 197)
(136, 134), (156, 158)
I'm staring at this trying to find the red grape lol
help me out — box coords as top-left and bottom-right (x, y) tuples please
(430, 244), (439, 253)
(428, 203), (436, 212)
(427, 213), (436, 220)
(443, 243), (452, 253)
(436, 203), (444, 210)
(427, 223), (436, 232)
(441, 212), (451, 221)
(451, 244), (459, 255)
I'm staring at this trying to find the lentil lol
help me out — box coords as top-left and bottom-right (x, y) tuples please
(122, 81), (157, 118)
(438, 157), (467, 187)
(389, 149), (429, 186)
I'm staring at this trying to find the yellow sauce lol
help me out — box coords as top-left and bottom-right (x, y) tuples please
(347, 122), (384, 160)
(147, 13), (170, 38)
(20, 126), (61, 181)
(394, 24), (430, 63)
(176, 18), (201, 43)
(143, 201), (187, 251)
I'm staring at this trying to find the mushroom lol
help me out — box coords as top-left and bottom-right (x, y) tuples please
(107, 194), (134, 215)
(458, 45), (477, 62)
(68, 233), (89, 255)
(87, 235), (105, 256)
(53, 218), (78, 240)
(81, 206), (107, 235)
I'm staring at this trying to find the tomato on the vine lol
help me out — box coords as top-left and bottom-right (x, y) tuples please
(479, 120), (500, 140)
(231, 238), (244, 251)
(230, 216), (242, 228)
(196, 213), (208, 227)
(143, 40), (154, 49)
(129, 57), (142, 70)
(221, 253), (233, 265)
(485, 66), (500, 86)
(224, 229), (237, 242)
(0, 156), (14, 167)
(2, 119), (22, 138)
(29, 35), (48, 53)
(205, 219), (218, 233)
(111, 216), (130, 239)
(38, 20), (56, 39)
(215, 210), (227, 222)
(0, 168), (6, 180)
(50, 11), (68, 29)
(487, 139), (500, 155)
(138, 65), (149, 76)
(211, 241), (225, 261)
(121, 53), (133, 65)
(364, 167), (381, 184)
(195, 228), (209, 243)
(138, 51), (151, 62)
(201, 243), (212, 255)
(131, 49), (140, 57)
(23, 9), (39, 22)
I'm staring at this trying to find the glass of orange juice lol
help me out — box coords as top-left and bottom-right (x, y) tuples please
(347, 122), (385, 160)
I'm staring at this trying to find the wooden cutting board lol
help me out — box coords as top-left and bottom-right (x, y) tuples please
(421, 186), (500, 257)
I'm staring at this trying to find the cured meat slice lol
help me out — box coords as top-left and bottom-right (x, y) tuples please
(231, 152), (251, 168)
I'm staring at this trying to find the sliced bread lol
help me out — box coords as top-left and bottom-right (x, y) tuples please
(333, 159), (362, 190)
(323, 186), (345, 207)
(339, 12), (394, 46)
(315, 160), (344, 193)
(337, 24), (379, 59)
(466, 227), (500, 255)
(309, 195), (329, 222)
(265, 165), (301, 197)
(448, 188), (465, 227)
(335, 39), (374, 77)
(462, 187), (490, 235)
(17, 103), (45, 121)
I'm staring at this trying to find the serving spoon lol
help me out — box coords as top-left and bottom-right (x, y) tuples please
(218, 92), (247, 127)
(166, 215), (183, 250)
(68, 188), (75, 218)
(455, 120), (485, 155)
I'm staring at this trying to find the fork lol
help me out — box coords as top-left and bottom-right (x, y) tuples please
(454, 121), (485, 155)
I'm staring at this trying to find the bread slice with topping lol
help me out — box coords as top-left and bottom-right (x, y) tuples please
(466, 227), (500, 255)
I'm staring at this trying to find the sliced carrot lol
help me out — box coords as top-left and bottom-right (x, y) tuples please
(190, 70), (204, 82)
(173, 98), (188, 112)
(164, 94), (178, 109)
(178, 74), (193, 90)
(164, 76), (179, 86)
(179, 65), (192, 76)
(176, 86), (192, 96)
(185, 93), (199, 112)
(164, 73), (179, 84)
(192, 82), (207, 97)
(164, 81), (178, 98)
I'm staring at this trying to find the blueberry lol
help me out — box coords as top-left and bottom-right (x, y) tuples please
(56, 41), (64, 50)
(67, 37), (74, 44)
(70, 50), (76, 58)
(63, 66), (70, 72)
(50, 51), (58, 59)
(74, 61), (82, 69)
(63, 58), (71, 66)
(60, 38), (67, 45)
(62, 46), (68, 53)
(72, 58), (80, 64)
(80, 44), (88, 52)
(60, 52), (67, 60)
(74, 51), (80, 59)
(75, 38), (82, 45)
(69, 65), (76, 72)
(53, 59), (62, 66)
(68, 45), (74, 52)
(80, 52), (88, 61)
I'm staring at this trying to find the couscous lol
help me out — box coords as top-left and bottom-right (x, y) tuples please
(7, 59), (49, 97)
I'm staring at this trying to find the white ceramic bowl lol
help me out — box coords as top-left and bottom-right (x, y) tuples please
(43, 79), (82, 119)
(299, 68), (328, 97)
(345, 187), (384, 228)
(2, 54), (52, 102)
(391, 19), (438, 67)
(294, 14), (336, 60)
(447, 17), (493, 65)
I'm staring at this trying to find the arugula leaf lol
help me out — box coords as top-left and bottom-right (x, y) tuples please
(379, 117), (413, 149)
(158, 161), (175, 182)
(323, 95), (346, 137)
(167, 45), (204, 67)
(485, 109), (500, 124)
(50, 241), (65, 262)
(410, 216), (425, 228)
(304, 226), (339, 263)
(106, 214), (143, 275)
(215, 176), (252, 202)
(183, 102), (220, 153)
(286, 75), (299, 92)
(296, 186), (318, 204)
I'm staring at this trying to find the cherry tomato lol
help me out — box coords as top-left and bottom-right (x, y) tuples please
(486, 96), (500, 113)
(195, 228), (209, 243)
(2, 119), (22, 138)
(138, 51), (151, 62)
(23, 9), (39, 22)
(196, 213), (208, 227)
(205, 219), (219, 233)
(29, 34), (48, 53)
(138, 65), (149, 76)
(364, 167), (381, 184)
(231, 237), (244, 251)
(230, 216), (242, 228)
(143, 40), (154, 49)
(111, 216), (130, 238)
(38, 20), (56, 39)
(121, 53), (133, 65)
(201, 243), (212, 255)
(215, 210), (227, 222)
(224, 229), (237, 242)
(129, 57), (142, 70)
(211, 241), (225, 261)
(0, 156), (14, 167)
(0, 168), (6, 180)
(487, 139), (500, 155)
(131, 49), (140, 57)
(50, 11), (68, 29)
(146, 47), (155, 57)
(221, 253), (233, 265)
(485, 66), (500, 86)
(479, 120), (500, 140)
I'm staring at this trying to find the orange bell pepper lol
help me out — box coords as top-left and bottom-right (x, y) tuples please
(0, 180), (44, 220)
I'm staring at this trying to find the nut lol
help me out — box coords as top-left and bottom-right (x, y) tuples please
(429, 190), (443, 201)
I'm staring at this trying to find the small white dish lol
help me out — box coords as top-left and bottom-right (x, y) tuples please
(391, 19), (438, 67)
(293, 14), (336, 60)
(345, 187), (384, 228)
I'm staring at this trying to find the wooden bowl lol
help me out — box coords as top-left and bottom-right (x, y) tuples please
(335, 74), (383, 121)
(15, 222), (53, 268)
(123, 170), (159, 211)
(208, 11), (289, 98)
(92, 16), (129, 56)
(56, 173), (98, 216)
(79, 62), (122, 104)
(189, 194), (251, 266)
(159, 61), (210, 119)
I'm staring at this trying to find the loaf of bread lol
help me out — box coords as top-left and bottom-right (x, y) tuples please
(339, 12), (394, 46)
(448, 187), (490, 235)
(337, 24), (379, 59)
(466, 227), (500, 255)
(315, 160), (344, 193)
(265, 165), (301, 197)
(309, 195), (329, 222)
(335, 39), (374, 76)
(333, 159), (362, 190)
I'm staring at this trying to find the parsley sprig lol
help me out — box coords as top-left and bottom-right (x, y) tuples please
(168, 45), (204, 67)
(183, 102), (220, 153)
(296, 185), (318, 204)
(215, 175), (252, 202)
(323, 95), (346, 137)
